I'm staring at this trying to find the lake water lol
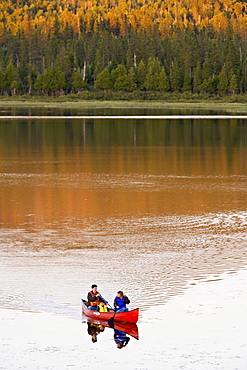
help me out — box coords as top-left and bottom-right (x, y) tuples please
(0, 106), (247, 369)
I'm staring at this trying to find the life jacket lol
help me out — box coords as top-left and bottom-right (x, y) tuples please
(98, 304), (108, 312)
(89, 291), (100, 306)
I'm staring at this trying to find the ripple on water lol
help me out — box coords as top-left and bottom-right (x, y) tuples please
(0, 210), (246, 314)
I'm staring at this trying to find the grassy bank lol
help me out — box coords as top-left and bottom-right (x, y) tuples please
(1, 92), (247, 113)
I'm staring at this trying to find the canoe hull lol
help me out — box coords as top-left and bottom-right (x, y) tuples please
(81, 299), (139, 324)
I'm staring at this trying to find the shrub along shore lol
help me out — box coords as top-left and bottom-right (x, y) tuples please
(2, 93), (247, 114)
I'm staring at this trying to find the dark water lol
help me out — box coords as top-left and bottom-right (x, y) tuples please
(0, 107), (247, 369)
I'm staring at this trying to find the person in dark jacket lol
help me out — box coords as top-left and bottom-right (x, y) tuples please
(114, 291), (130, 312)
(87, 284), (101, 310)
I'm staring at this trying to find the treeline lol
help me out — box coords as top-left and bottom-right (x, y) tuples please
(0, 1), (247, 97)
(0, 26), (246, 96)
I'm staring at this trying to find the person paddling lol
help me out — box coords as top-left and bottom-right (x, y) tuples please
(87, 284), (101, 310)
(114, 291), (130, 312)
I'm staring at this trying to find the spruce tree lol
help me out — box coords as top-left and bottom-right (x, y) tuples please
(95, 68), (113, 90)
(111, 64), (127, 85)
(72, 71), (87, 91)
(137, 60), (146, 90)
(157, 67), (169, 91)
(201, 54), (213, 81)
(0, 67), (5, 94)
(41, 67), (66, 95)
(34, 73), (44, 93)
(229, 73), (238, 95)
(218, 66), (229, 95)
(5, 62), (19, 95)
(193, 62), (202, 94)
(182, 70), (192, 92)
(143, 58), (161, 90)
(170, 60), (183, 92)
(127, 67), (137, 91)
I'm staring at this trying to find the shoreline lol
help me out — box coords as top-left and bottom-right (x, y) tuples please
(1, 99), (247, 113)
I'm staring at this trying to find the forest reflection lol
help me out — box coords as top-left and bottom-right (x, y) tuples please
(0, 118), (247, 230)
(1, 117), (247, 147)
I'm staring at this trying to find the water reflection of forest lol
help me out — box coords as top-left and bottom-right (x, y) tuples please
(1, 115), (246, 148)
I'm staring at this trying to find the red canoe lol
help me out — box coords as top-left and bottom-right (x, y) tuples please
(81, 299), (139, 324)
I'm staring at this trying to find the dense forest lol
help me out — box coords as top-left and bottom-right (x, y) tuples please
(0, 0), (247, 97)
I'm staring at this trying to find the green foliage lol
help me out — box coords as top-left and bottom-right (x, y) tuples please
(193, 63), (202, 94)
(157, 67), (170, 91)
(72, 71), (87, 91)
(229, 73), (238, 94)
(218, 66), (228, 94)
(34, 66), (66, 95)
(0, 67), (5, 91)
(171, 60), (183, 92)
(95, 68), (113, 90)
(182, 71), (192, 92)
(112, 65), (127, 84)
(5, 62), (19, 94)
(112, 64), (137, 91)
(144, 58), (161, 90)
(0, 22), (246, 97)
(137, 60), (146, 90)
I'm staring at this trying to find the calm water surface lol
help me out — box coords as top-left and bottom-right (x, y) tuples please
(0, 107), (247, 369)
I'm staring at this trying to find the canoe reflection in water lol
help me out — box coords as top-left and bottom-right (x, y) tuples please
(113, 329), (130, 349)
(84, 316), (139, 348)
(87, 321), (105, 343)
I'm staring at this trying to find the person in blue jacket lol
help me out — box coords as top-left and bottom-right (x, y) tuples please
(114, 291), (130, 312)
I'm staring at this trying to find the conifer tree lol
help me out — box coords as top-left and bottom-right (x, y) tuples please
(157, 67), (170, 91)
(224, 25), (240, 77)
(229, 73), (238, 95)
(137, 60), (146, 90)
(127, 67), (137, 91)
(218, 66), (228, 95)
(95, 68), (113, 90)
(182, 70), (192, 92)
(170, 60), (183, 92)
(114, 70), (137, 91)
(114, 74), (128, 90)
(193, 62), (202, 93)
(240, 59), (247, 93)
(72, 71), (87, 91)
(144, 58), (161, 90)
(0, 67), (6, 94)
(201, 54), (213, 81)
(5, 62), (19, 95)
(37, 67), (66, 95)
(111, 64), (127, 85)
(34, 73), (44, 93)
